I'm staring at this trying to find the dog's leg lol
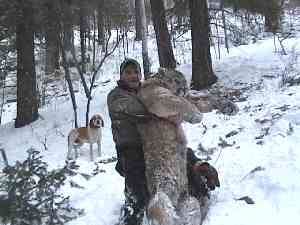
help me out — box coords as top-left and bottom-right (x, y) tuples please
(67, 136), (72, 160)
(90, 143), (94, 161)
(67, 147), (72, 160)
(74, 146), (79, 159)
(97, 140), (101, 157)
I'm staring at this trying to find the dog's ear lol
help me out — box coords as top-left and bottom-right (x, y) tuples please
(89, 116), (95, 128)
(101, 118), (104, 127)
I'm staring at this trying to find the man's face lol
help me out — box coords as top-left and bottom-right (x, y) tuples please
(121, 64), (141, 89)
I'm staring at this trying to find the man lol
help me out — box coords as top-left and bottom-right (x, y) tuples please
(107, 58), (219, 225)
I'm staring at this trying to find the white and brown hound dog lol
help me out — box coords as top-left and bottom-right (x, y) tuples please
(67, 114), (104, 161)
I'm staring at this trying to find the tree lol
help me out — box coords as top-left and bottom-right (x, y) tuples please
(135, 0), (143, 41)
(137, 0), (150, 77)
(189, 0), (217, 90)
(149, 0), (176, 69)
(224, 0), (282, 33)
(15, 0), (39, 128)
(61, 0), (75, 66)
(79, 2), (88, 73)
(263, 0), (282, 33)
(44, 0), (60, 76)
(58, 0), (79, 128)
(97, 0), (105, 45)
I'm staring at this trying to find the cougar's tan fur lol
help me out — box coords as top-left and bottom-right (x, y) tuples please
(137, 69), (202, 225)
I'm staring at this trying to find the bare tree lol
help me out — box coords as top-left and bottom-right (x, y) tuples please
(264, 0), (282, 33)
(60, 36), (79, 128)
(135, 0), (143, 41)
(58, 0), (78, 128)
(67, 28), (123, 127)
(15, 0), (39, 128)
(44, 0), (60, 77)
(138, 0), (151, 77)
(61, 0), (75, 66)
(97, 1), (105, 45)
(80, 2), (88, 73)
(220, 0), (229, 53)
(149, 0), (176, 69)
(85, 33), (121, 127)
(0, 56), (7, 125)
(189, 0), (217, 90)
(92, 11), (96, 69)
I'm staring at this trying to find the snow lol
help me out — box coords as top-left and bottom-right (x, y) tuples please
(1, 14), (300, 225)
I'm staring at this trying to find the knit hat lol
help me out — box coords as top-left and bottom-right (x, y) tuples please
(120, 58), (141, 76)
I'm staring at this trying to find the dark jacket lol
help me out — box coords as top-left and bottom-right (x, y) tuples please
(107, 81), (151, 148)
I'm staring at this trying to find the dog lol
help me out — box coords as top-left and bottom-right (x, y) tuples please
(137, 68), (204, 225)
(67, 114), (104, 161)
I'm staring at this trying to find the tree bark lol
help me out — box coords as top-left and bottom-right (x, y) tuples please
(264, 0), (281, 33)
(93, 11), (96, 70)
(135, 0), (142, 41)
(139, 0), (150, 77)
(61, 45), (78, 129)
(80, 4), (87, 73)
(15, 0), (39, 128)
(45, 1), (60, 76)
(189, 0), (217, 90)
(149, 0), (176, 69)
(61, 0), (75, 66)
(220, 0), (229, 53)
(97, 0), (105, 45)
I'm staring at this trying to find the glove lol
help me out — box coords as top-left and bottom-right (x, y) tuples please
(192, 162), (220, 191)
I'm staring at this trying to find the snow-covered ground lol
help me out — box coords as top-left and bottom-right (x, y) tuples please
(1, 17), (300, 225)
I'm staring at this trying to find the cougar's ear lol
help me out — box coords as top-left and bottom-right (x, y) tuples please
(158, 67), (166, 75)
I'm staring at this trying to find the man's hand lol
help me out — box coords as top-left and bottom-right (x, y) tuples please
(192, 162), (220, 191)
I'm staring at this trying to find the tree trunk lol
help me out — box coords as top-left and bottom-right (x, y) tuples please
(88, 16), (92, 50)
(80, 5), (87, 73)
(139, 0), (151, 77)
(61, 0), (75, 66)
(264, 0), (281, 33)
(63, 27), (74, 64)
(220, 0), (229, 53)
(135, 0), (142, 41)
(45, 1), (60, 76)
(189, 0), (217, 90)
(61, 44), (78, 129)
(15, 0), (38, 128)
(149, 0), (176, 69)
(93, 11), (96, 70)
(97, 1), (105, 45)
